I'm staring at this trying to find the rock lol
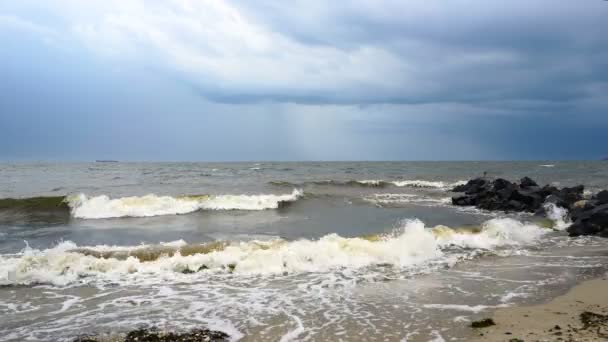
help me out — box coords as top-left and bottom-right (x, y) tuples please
(466, 180), (491, 195)
(451, 177), (608, 237)
(493, 178), (513, 190)
(509, 189), (543, 212)
(567, 204), (608, 237)
(451, 178), (489, 194)
(496, 187), (515, 200)
(507, 200), (526, 212)
(452, 195), (476, 206)
(478, 198), (503, 211)
(559, 185), (585, 207)
(595, 190), (608, 205)
(540, 185), (559, 197)
(452, 183), (469, 193)
(520, 176), (538, 188)
(471, 318), (496, 328)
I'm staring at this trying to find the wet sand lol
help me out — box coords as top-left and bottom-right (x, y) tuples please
(471, 276), (608, 341)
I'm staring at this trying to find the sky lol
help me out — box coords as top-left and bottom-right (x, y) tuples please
(0, 0), (607, 161)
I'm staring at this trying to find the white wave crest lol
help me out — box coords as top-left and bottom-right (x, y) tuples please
(67, 189), (303, 219)
(356, 180), (384, 186)
(0, 218), (550, 286)
(391, 180), (467, 189)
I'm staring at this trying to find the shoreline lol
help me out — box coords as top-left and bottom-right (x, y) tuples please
(470, 275), (608, 341)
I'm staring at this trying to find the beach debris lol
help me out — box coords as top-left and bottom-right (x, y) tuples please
(580, 311), (608, 329)
(470, 318), (496, 328)
(73, 327), (230, 342)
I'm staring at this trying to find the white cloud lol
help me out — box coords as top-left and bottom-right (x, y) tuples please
(69, 0), (407, 98)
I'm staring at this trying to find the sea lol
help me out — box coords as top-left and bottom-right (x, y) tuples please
(1, 161), (607, 341)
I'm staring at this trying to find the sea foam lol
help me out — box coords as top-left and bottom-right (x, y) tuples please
(0, 218), (550, 286)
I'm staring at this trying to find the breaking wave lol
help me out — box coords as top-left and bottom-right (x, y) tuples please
(543, 203), (571, 230)
(0, 190), (304, 220)
(0, 218), (551, 286)
(67, 189), (303, 219)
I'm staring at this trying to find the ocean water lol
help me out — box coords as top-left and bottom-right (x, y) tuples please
(1, 161), (608, 341)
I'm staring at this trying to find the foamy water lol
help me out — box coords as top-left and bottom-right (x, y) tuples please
(66, 189), (303, 219)
(0, 218), (551, 287)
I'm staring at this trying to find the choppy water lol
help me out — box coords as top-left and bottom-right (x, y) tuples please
(1, 161), (607, 341)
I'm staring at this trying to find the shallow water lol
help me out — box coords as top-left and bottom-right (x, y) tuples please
(1, 161), (607, 341)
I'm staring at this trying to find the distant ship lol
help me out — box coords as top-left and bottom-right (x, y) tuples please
(95, 160), (119, 163)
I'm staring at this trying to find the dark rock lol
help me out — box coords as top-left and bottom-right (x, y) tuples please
(452, 195), (476, 206)
(567, 204), (608, 237)
(569, 200), (597, 222)
(493, 178), (513, 191)
(466, 181), (490, 195)
(452, 177), (608, 237)
(471, 318), (496, 328)
(453, 177), (546, 212)
(478, 197), (504, 211)
(544, 194), (569, 208)
(451, 183), (468, 193)
(524, 185), (541, 193)
(520, 176), (538, 188)
(509, 190), (543, 212)
(507, 200), (526, 212)
(559, 185), (585, 207)
(451, 178), (488, 193)
(595, 190), (608, 205)
(497, 187), (515, 200)
(540, 185), (559, 197)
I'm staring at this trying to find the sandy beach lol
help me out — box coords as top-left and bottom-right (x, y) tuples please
(471, 276), (608, 341)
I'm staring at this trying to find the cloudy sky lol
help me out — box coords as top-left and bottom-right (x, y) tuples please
(1, 0), (607, 161)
